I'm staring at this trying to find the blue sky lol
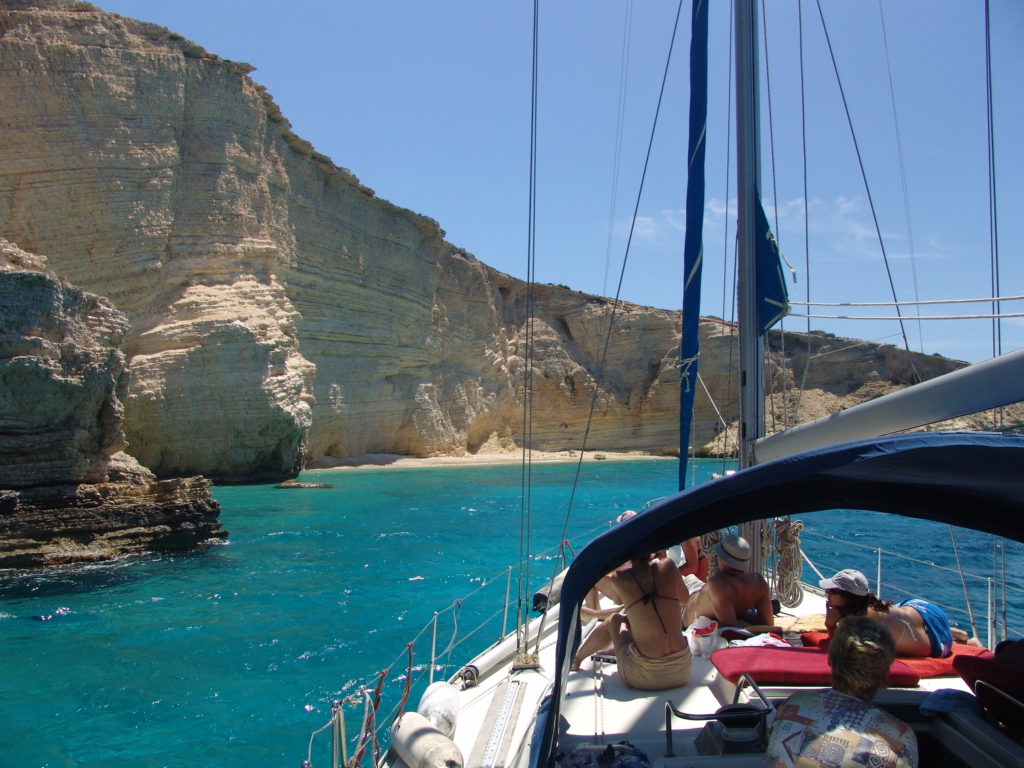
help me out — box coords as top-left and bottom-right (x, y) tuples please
(100, 1), (1023, 364)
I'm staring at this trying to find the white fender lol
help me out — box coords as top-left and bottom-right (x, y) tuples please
(416, 681), (459, 738)
(391, 711), (464, 768)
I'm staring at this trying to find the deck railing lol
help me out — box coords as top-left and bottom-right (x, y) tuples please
(302, 520), (610, 767)
(304, 518), (1020, 765)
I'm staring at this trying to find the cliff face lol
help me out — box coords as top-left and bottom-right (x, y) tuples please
(0, 239), (225, 567)
(0, 1), (983, 482)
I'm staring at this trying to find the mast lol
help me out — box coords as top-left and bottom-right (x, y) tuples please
(735, 0), (764, 573)
(735, 0), (763, 472)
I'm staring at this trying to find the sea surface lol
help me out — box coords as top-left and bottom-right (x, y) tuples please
(2, 458), (1021, 767)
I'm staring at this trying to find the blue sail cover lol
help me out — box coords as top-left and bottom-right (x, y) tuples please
(677, 0), (708, 491)
(756, 196), (790, 333)
(531, 431), (1024, 768)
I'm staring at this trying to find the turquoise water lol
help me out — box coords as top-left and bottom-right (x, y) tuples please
(2, 459), (1021, 767)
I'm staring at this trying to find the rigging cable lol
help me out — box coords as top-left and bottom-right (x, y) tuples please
(517, 0), (540, 653)
(552, 0), (688, 570)
(718, 0), (735, 474)
(790, 311), (1024, 321)
(792, 295), (1024, 306)
(949, 525), (981, 644)
(878, 0), (923, 353)
(814, 0), (919, 383)
(602, 0), (635, 298)
(984, 0), (1002, 429)
(726, 232), (739, 462)
(760, 0), (788, 430)
(793, 0), (812, 424)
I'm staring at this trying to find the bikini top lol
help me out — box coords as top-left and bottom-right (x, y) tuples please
(624, 567), (674, 634)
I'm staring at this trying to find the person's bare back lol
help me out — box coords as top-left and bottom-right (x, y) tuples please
(613, 555), (688, 659)
(681, 532), (773, 629)
(572, 552), (689, 672)
(867, 606), (932, 657)
(683, 569), (773, 628)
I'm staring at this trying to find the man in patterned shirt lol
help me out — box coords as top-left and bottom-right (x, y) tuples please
(763, 616), (918, 767)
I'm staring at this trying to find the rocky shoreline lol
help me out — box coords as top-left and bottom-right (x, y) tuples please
(0, 241), (225, 569)
(0, 469), (226, 569)
(1, 1), (1019, 568)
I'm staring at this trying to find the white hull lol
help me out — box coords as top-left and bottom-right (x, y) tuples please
(385, 583), (1024, 768)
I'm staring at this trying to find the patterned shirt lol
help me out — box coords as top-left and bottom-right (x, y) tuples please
(763, 689), (919, 768)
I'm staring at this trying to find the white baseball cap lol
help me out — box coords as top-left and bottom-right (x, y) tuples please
(819, 569), (870, 597)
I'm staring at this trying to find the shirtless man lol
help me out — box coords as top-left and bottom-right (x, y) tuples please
(572, 551), (691, 690)
(821, 568), (980, 657)
(681, 533), (774, 630)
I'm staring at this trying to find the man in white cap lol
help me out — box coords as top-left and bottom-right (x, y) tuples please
(681, 532), (774, 630)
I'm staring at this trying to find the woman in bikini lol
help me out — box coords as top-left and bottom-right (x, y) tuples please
(821, 569), (977, 658)
(571, 551), (691, 690)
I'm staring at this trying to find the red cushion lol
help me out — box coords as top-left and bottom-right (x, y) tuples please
(800, 634), (994, 678)
(711, 646), (920, 687)
(800, 632), (830, 649)
(899, 643), (993, 678)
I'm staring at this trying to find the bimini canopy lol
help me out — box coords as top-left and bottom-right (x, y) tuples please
(533, 431), (1024, 768)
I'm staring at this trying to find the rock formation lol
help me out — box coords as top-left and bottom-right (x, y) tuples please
(0, 1), (1010, 484)
(0, 239), (225, 567)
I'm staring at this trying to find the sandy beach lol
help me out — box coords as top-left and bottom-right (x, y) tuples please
(306, 450), (676, 470)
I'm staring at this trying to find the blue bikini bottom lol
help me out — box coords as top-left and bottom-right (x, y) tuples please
(897, 598), (953, 658)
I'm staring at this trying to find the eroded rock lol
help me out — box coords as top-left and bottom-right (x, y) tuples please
(0, 241), (225, 568)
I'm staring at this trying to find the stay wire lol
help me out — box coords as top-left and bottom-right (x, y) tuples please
(878, 0), (923, 354)
(518, 0), (540, 649)
(760, 0), (786, 429)
(726, 231), (739, 462)
(985, 0), (1002, 432)
(718, 0), (735, 472)
(814, 0), (918, 383)
(794, 0), (812, 424)
(603, 0), (634, 298)
(554, 0), (687, 560)
(719, 0), (734, 341)
(720, 0), (737, 473)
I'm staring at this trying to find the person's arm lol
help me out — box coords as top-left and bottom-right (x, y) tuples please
(595, 572), (624, 605)
(825, 603), (841, 636)
(581, 604), (623, 621)
(679, 539), (700, 577)
(752, 587), (775, 627)
(736, 624), (777, 635)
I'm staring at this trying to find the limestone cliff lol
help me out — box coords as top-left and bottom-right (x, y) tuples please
(0, 239), (225, 567)
(0, 1), (1005, 482)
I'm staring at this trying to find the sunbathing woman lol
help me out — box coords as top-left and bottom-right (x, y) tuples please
(821, 569), (979, 658)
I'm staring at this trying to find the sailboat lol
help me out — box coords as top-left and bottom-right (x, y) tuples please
(310, 2), (1024, 767)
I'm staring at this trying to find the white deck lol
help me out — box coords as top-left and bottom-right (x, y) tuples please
(429, 584), (982, 768)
